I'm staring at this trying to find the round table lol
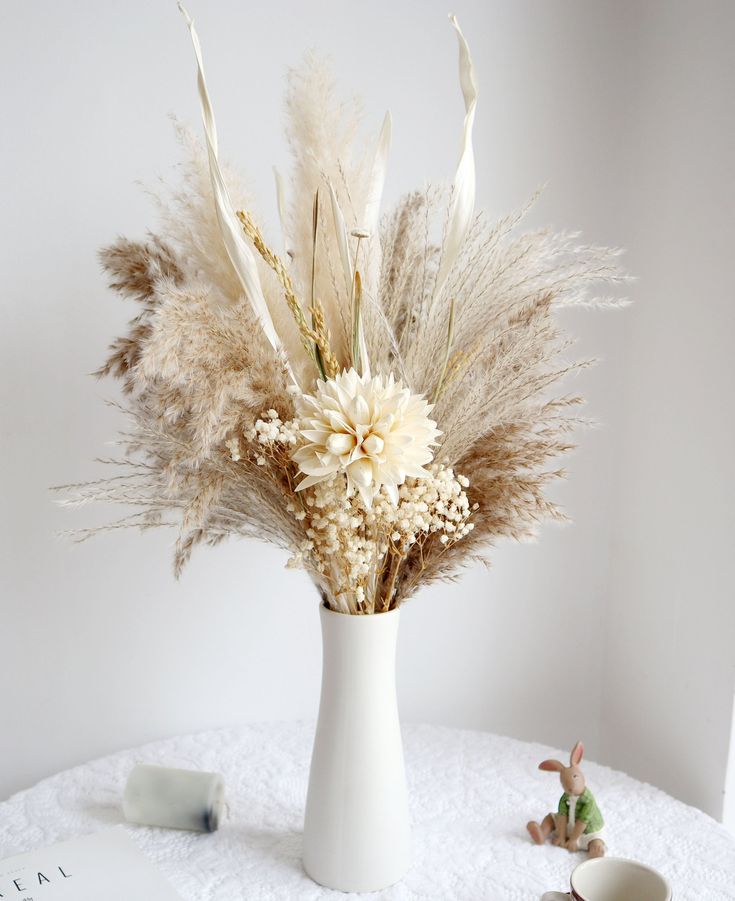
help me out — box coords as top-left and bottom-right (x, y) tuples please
(1, 723), (734, 900)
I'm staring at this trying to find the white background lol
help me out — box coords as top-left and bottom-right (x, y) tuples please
(1, 0), (733, 828)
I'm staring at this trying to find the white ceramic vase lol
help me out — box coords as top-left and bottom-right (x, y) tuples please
(303, 604), (411, 892)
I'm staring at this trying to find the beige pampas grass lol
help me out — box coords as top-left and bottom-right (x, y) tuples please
(56, 17), (628, 611)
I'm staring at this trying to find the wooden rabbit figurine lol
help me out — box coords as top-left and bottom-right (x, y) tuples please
(527, 741), (606, 857)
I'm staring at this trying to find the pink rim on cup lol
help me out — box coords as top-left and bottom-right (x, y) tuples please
(570, 857), (672, 900)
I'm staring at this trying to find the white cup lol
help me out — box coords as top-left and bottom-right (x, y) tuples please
(542, 857), (672, 901)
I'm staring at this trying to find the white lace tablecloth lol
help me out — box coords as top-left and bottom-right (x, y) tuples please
(1, 723), (734, 900)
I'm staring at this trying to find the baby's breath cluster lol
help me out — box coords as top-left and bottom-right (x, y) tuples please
(235, 408), (475, 613)
(227, 409), (299, 466)
(246, 409), (300, 448)
(286, 473), (384, 613)
(381, 464), (476, 550)
(290, 464), (476, 613)
(302, 466), (474, 613)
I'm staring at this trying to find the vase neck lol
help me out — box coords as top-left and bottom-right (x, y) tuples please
(318, 606), (400, 696)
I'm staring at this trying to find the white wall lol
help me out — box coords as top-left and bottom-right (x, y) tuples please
(1, 0), (731, 823)
(723, 694), (735, 832)
(600, 0), (735, 821)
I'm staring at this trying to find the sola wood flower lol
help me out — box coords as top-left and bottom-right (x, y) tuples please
(293, 369), (440, 507)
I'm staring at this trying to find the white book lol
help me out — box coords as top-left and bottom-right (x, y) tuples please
(0, 828), (182, 900)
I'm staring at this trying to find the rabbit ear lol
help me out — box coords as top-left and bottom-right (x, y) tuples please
(539, 759), (565, 772)
(570, 741), (584, 766)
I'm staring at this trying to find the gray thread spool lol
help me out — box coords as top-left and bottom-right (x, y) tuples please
(123, 764), (226, 832)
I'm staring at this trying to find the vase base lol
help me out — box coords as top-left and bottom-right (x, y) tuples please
(303, 856), (410, 894)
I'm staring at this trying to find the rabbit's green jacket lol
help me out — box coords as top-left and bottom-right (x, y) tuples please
(557, 788), (604, 834)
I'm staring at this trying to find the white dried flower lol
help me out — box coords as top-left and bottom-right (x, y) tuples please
(225, 437), (241, 462)
(249, 412), (300, 447)
(292, 369), (440, 507)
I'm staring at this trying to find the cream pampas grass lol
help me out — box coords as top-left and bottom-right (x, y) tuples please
(56, 10), (628, 612)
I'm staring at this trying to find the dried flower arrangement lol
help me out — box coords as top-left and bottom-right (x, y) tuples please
(58, 8), (627, 615)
